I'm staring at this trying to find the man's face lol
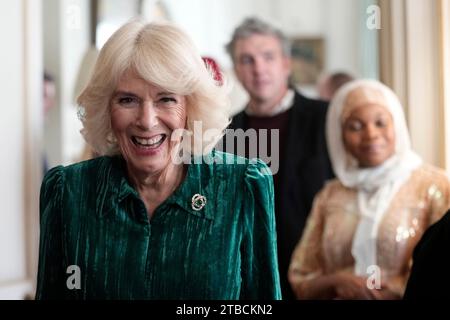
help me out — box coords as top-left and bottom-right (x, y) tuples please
(233, 34), (291, 106)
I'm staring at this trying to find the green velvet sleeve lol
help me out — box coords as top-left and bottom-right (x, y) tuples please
(35, 166), (66, 299)
(239, 159), (282, 300)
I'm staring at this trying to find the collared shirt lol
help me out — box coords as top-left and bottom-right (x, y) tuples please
(245, 89), (295, 117)
(36, 150), (281, 300)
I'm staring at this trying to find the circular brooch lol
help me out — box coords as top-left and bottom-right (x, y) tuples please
(191, 194), (207, 211)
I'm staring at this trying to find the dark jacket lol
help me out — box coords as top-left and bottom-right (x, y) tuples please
(227, 90), (334, 300)
(404, 209), (450, 299)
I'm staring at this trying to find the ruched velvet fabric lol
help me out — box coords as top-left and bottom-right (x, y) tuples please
(35, 151), (281, 300)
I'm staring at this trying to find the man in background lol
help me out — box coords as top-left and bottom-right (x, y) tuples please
(225, 17), (334, 299)
(317, 71), (354, 101)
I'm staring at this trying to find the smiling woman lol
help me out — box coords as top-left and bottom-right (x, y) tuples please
(341, 87), (396, 168)
(109, 71), (189, 215)
(35, 19), (281, 300)
(288, 79), (450, 300)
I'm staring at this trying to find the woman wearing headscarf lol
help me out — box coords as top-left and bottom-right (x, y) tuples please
(288, 79), (450, 299)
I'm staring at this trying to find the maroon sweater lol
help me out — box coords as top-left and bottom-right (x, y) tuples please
(245, 108), (291, 194)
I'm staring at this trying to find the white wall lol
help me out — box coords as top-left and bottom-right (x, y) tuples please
(322, 0), (360, 75)
(44, 0), (90, 167)
(0, 0), (27, 288)
(0, 0), (42, 299)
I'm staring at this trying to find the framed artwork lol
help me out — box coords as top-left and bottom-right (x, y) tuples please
(290, 37), (325, 86)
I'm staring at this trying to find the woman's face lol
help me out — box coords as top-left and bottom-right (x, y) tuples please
(110, 71), (187, 176)
(342, 88), (396, 168)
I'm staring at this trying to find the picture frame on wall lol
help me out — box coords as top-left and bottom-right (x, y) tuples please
(290, 37), (325, 86)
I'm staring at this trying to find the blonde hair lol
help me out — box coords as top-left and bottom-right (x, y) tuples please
(78, 19), (231, 156)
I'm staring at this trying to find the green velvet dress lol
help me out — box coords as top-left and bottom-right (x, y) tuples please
(36, 151), (281, 300)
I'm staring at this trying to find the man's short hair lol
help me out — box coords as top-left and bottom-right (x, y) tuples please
(226, 17), (291, 62)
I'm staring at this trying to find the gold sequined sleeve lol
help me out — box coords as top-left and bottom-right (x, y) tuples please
(428, 172), (450, 224)
(288, 185), (328, 298)
(387, 167), (450, 298)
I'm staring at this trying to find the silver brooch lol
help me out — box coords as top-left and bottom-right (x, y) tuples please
(191, 193), (207, 211)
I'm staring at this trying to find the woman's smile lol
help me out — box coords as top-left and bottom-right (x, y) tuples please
(130, 133), (168, 156)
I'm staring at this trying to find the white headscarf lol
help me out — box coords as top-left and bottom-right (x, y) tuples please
(326, 79), (422, 276)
